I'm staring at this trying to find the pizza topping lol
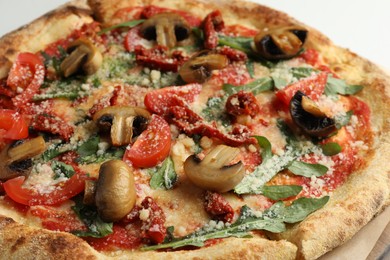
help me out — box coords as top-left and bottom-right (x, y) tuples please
(225, 90), (260, 118)
(254, 26), (308, 60)
(203, 10), (225, 49)
(140, 12), (191, 48)
(204, 191), (234, 222)
(179, 50), (229, 83)
(140, 196), (167, 244)
(290, 91), (337, 137)
(149, 157), (178, 190)
(134, 45), (188, 72)
(184, 145), (245, 193)
(123, 114), (171, 168)
(95, 160), (137, 222)
(0, 109), (29, 140)
(0, 137), (45, 181)
(31, 113), (74, 141)
(60, 38), (103, 77)
(93, 106), (151, 146)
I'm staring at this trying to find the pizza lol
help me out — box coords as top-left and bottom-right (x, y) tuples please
(0, 0), (389, 259)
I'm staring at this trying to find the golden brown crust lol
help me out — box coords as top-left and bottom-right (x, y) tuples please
(0, 0), (389, 259)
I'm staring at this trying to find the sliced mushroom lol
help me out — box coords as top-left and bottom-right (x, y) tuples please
(93, 106), (151, 146)
(0, 136), (46, 181)
(290, 91), (336, 137)
(95, 160), (136, 222)
(184, 145), (245, 193)
(254, 26), (308, 60)
(140, 12), (191, 48)
(60, 38), (103, 77)
(179, 51), (229, 83)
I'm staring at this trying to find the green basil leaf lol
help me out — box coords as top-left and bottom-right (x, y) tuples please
(77, 136), (100, 157)
(325, 75), (363, 96)
(321, 142), (342, 156)
(223, 77), (273, 95)
(51, 160), (75, 179)
(253, 136), (272, 162)
(149, 157), (178, 190)
(335, 111), (353, 129)
(71, 197), (113, 238)
(287, 161), (328, 177)
(281, 196), (329, 223)
(261, 185), (302, 200)
(98, 19), (145, 35)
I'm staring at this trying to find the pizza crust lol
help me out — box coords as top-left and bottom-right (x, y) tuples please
(0, 0), (389, 259)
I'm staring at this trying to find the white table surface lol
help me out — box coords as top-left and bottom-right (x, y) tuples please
(0, 0), (389, 69)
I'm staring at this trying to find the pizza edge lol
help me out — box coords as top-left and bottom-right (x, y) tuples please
(0, 0), (388, 259)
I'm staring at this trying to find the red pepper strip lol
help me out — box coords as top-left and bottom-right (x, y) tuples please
(217, 46), (247, 62)
(31, 113), (74, 141)
(0, 80), (15, 97)
(141, 5), (202, 27)
(204, 191), (234, 223)
(134, 45), (188, 72)
(226, 90), (260, 118)
(203, 10), (225, 49)
(141, 197), (167, 244)
(168, 105), (254, 147)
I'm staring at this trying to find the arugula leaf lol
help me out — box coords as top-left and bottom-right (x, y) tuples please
(142, 196), (328, 251)
(71, 197), (113, 238)
(77, 136), (100, 157)
(77, 147), (126, 164)
(253, 136), (272, 162)
(290, 67), (316, 79)
(41, 142), (73, 162)
(261, 185), (302, 200)
(325, 75), (363, 96)
(33, 92), (80, 101)
(51, 160), (75, 179)
(223, 77), (273, 96)
(149, 157), (178, 190)
(321, 142), (342, 156)
(287, 161), (328, 177)
(218, 35), (253, 54)
(98, 19), (145, 35)
(246, 60), (255, 78)
(335, 111), (353, 129)
(201, 96), (230, 126)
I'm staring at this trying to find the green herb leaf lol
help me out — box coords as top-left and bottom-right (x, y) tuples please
(77, 136), (100, 157)
(235, 143), (314, 194)
(77, 147), (126, 164)
(287, 161), (328, 177)
(290, 67), (316, 79)
(246, 60), (255, 78)
(41, 142), (73, 162)
(51, 160), (75, 179)
(33, 92), (80, 101)
(335, 111), (353, 129)
(253, 136), (272, 162)
(218, 35), (253, 54)
(71, 197), (113, 238)
(149, 157), (178, 190)
(325, 75), (363, 96)
(321, 142), (342, 156)
(281, 196), (329, 223)
(143, 196), (328, 251)
(261, 185), (302, 200)
(223, 77), (273, 95)
(98, 19), (145, 35)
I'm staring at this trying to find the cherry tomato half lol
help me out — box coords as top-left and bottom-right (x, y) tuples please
(3, 172), (87, 206)
(0, 109), (28, 140)
(123, 115), (171, 168)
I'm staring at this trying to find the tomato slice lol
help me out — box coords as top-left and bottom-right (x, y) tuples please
(275, 71), (328, 106)
(123, 115), (171, 168)
(7, 52), (45, 108)
(3, 172), (87, 206)
(144, 83), (202, 115)
(0, 109), (28, 140)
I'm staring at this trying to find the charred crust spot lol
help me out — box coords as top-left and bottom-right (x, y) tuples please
(49, 236), (71, 254)
(11, 237), (26, 253)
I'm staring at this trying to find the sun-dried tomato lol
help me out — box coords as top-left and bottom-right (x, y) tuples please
(217, 46), (247, 62)
(204, 191), (234, 223)
(140, 197), (166, 244)
(31, 113), (74, 141)
(203, 10), (225, 49)
(226, 90), (260, 118)
(88, 85), (122, 116)
(134, 45), (188, 72)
